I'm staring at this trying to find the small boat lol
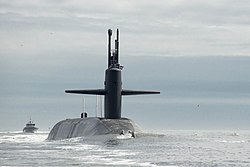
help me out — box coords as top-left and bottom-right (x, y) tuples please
(23, 118), (38, 133)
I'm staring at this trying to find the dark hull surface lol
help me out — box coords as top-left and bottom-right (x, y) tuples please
(47, 117), (141, 140)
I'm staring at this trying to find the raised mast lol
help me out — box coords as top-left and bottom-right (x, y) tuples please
(108, 29), (112, 67)
(115, 29), (119, 64)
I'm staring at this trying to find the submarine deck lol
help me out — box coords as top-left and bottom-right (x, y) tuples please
(47, 117), (141, 140)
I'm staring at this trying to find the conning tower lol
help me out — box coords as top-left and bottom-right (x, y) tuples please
(65, 29), (160, 119)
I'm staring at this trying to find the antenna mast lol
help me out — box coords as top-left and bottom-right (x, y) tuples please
(108, 29), (112, 67)
(82, 97), (85, 112)
(100, 96), (102, 118)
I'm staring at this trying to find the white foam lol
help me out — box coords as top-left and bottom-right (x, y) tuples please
(220, 140), (245, 143)
(0, 132), (48, 143)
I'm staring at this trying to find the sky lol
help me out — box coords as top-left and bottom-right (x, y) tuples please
(0, 0), (250, 131)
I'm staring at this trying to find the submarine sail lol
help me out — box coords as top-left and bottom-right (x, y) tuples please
(47, 29), (160, 140)
(65, 29), (160, 119)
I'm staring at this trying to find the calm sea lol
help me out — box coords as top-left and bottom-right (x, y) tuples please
(0, 130), (250, 167)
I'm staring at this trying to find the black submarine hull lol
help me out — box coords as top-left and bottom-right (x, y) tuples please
(47, 117), (141, 140)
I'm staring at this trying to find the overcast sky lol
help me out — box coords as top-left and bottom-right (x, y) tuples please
(1, 0), (250, 131)
(1, 0), (250, 57)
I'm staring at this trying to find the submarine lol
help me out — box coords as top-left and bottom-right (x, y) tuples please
(47, 29), (160, 140)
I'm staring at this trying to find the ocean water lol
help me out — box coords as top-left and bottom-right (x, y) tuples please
(0, 130), (250, 167)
